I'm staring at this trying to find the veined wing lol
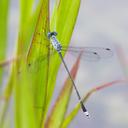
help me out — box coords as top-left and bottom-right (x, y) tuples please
(61, 46), (113, 61)
(28, 45), (113, 72)
(27, 48), (56, 73)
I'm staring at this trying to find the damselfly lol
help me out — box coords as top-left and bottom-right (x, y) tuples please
(28, 31), (113, 116)
(47, 31), (113, 117)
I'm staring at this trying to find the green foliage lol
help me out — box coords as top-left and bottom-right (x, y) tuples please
(14, 62), (36, 128)
(0, 0), (10, 84)
(0, 0), (81, 128)
(0, 1), (126, 128)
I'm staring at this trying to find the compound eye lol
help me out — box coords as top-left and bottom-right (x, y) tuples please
(52, 31), (57, 36)
(47, 32), (58, 39)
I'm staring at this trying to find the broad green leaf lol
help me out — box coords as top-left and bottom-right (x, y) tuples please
(61, 79), (126, 127)
(51, 0), (81, 43)
(14, 61), (36, 128)
(17, 0), (38, 56)
(20, 0), (34, 26)
(45, 54), (81, 128)
(0, 0), (10, 84)
(26, 0), (50, 126)
(46, 0), (81, 113)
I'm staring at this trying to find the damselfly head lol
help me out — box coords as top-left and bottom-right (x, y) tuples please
(47, 31), (57, 39)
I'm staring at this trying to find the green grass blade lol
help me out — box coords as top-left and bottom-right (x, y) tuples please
(51, 0), (81, 44)
(45, 54), (81, 128)
(0, 0), (10, 83)
(26, 0), (50, 125)
(47, 0), (81, 111)
(0, 70), (14, 128)
(14, 62), (36, 128)
(27, 0), (50, 66)
(20, 0), (34, 27)
(0, 0), (9, 59)
(17, 0), (37, 56)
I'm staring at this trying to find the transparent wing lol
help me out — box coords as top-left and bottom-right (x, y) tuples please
(62, 48), (100, 61)
(27, 48), (56, 73)
(28, 45), (113, 72)
(62, 46), (113, 61)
